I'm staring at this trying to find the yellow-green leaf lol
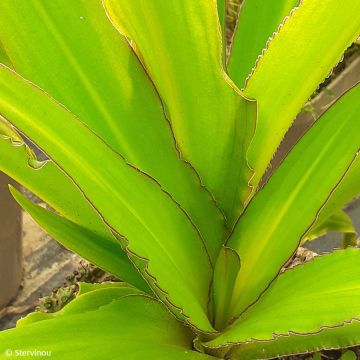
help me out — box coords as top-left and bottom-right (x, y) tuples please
(304, 210), (358, 245)
(212, 247), (241, 330)
(0, 121), (147, 290)
(0, 295), (215, 359)
(242, 0), (360, 196)
(309, 157), (360, 233)
(9, 186), (149, 292)
(206, 249), (360, 357)
(0, 0), (226, 263)
(228, 322), (360, 360)
(103, 0), (256, 226)
(223, 84), (360, 321)
(0, 65), (214, 332)
(228, 0), (299, 88)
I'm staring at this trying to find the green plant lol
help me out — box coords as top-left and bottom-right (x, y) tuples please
(0, 0), (359, 358)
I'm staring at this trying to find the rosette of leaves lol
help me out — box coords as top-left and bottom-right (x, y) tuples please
(0, 0), (359, 359)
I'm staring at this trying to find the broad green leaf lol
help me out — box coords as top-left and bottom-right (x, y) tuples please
(0, 0), (225, 263)
(304, 210), (358, 245)
(0, 295), (215, 359)
(0, 65), (213, 332)
(9, 186), (148, 292)
(212, 247), (241, 330)
(0, 120), (110, 239)
(228, 0), (299, 88)
(223, 84), (360, 321)
(18, 284), (141, 327)
(0, 42), (11, 68)
(311, 157), (360, 227)
(0, 123), (147, 290)
(242, 0), (360, 196)
(104, 0), (257, 226)
(206, 249), (360, 354)
(227, 322), (360, 360)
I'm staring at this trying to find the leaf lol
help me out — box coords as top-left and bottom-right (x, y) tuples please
(212, 247), (241, 330)
(242, 0), (360, 196)
(103, 0), (257, 226)
(340, 351), (357, 360)
(227, 322), (360, 360)
(304, 210), (358, 245)
(9, 186), (149, 292)
(228, 0), (299, 88)
(18, 283), (142, 327)
(77, 281), (136, 295)
(0, 0), (226, 264)
(304, 156), (360, 245)
(217, 0), (226, 37)
(0, 119), (111, 240)
(217, 0), (226, 65)
(310, 157), (360, 229)
(0, 294), (215, 359)
(42, 287), (142, 318)
(0, 122), (147, 290)
(206, 249), (360, 358)
(304, 210), (353, 240)
(0, 65), (214, 332)
(222, 84), (360, 321)
(0, 42), (11, 68)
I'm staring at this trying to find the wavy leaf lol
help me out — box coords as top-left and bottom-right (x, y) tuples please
(228, 0), (299, 88)
(0, 65), (214, 332)
(0, 294), (215, 359)
(206, 249), (360, 358)
(0, 119), (110, 240)
(222, 84), (360, 322)
(0, 0), (225, 263)
(242, 0), (360, 196)
(17, 282), (142, 327)
(103, 0), (257, 226)
(228, 322), (360, 360)
(0, 121), (148, 290)
(9, 186), (148, 292)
